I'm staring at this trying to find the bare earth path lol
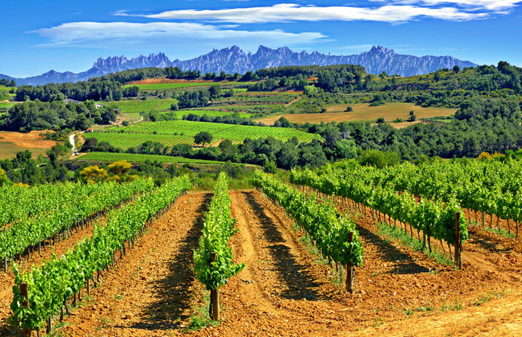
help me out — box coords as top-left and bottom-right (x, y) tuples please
(57, 192), (211, 337)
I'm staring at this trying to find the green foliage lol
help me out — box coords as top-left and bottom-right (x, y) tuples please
(194, 173), (244, 290)
(0, 167), (9, 186)
(9, 176), (191, 331)
(359, 150), (400, 168)
(75, 152), (223, 164)
(0, 179), (154, 260)
(290, 168), (468, 246)
(194, 131), (213, 145)
(253, 171), (363, 266)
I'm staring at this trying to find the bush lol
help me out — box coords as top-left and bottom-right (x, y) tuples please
(359, 150), (400, 168)
(376, 117), (385, 123)
(194, 131), (213, 145)
(345, 106), (353, 112)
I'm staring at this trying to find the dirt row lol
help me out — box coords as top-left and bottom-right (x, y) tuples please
(3, 190), (522, 336)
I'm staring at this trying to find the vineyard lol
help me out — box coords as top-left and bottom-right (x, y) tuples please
(211, 92), (300, 106)
(1, 161), (522, 336)
(74, 152), (225, 164)
(123, 82), (256, 91)
(85, 120), (319, 149)
(102, 99), (178, 114)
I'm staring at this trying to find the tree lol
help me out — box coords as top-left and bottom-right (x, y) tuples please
(108, 160), (135, 182)
(453, 65), (461, 73)
(81, 138), (98, 152)
(0, 168), (10, 186)
(209, 85), (221, 98)
(194, 132), (213, 146)
(80, 165), (108, 183)
(408, 114), (417, 122)
(335, 139), (357, 159)
(345, 106), (353, 112)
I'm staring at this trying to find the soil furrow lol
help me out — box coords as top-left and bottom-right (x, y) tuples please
(57, 192), (211, 337)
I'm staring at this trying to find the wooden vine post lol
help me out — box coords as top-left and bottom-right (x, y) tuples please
(20, 282), (31, 337)
(209, 252), (220, 321)
(346, 231), (355, 293)
(455, 212), (462, 270)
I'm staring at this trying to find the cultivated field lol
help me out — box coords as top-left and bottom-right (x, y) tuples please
(256, 102), (457, 125)
(75, 152), (223, 164)
(2, 185), (521, 337)
(172, 110), (251, 119)
(0, 131), (56, 159)
(84, 132), (198, 149)
(85, 120), (319, 149)
(124, 81), (256, 91)
(104, 99), (178, 113)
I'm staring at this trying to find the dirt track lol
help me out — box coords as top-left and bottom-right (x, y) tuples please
(3, 190), (522, 336)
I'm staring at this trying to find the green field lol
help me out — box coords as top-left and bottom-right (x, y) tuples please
(212, 92), (299, 106)
(173, 110), (251, 119)
(123, 82), (255, 90)
(75, 152), (223, 164)
(107, 120), (318, 141)
(0, 86), (14, 92)
(86, 120), (319, 149)
(0, 102), (15, 109)
(103, 99), (178, 113)
(84, 132), (197, 149)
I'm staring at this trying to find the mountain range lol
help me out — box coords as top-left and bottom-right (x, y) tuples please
(1, 46), (476, 86)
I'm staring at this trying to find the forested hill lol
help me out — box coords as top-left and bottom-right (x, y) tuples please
(1, 45), (475, 85)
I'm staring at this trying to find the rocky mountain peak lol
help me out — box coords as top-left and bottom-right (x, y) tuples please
(4, 45), (477, 85)
(369, 46), (395, 55)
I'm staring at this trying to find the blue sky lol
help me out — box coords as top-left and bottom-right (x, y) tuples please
(1, 0), (521, 77)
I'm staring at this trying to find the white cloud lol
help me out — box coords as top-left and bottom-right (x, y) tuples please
(31, 21), (326, 48)
(131, 3), (492, 23)
(370, 0), (522, 11)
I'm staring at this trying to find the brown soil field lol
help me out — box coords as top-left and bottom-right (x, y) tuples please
(257, 103), (456, 126)
(0, 131), (57, 159)
(1, 190), (517, 336)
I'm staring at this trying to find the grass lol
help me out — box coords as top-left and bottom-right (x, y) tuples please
(74, 152), (225, 164)
(0, 86), (14, 92)
(472, 290), (508, 306)
(185, 290), (219, 331)
(256, 102), (456, 125)
(0, 102), (15, 109)
(468, 221), (516, 239)
(0, 142), (53, 160)
(376, 222), (455, 267)
(124, 82), (256, 90)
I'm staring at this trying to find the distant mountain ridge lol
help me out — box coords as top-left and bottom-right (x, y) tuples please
(1, 46), (476, 85)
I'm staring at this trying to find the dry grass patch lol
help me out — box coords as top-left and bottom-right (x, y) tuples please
(257, 103), (456, 125)
(0, 131), (56, 159)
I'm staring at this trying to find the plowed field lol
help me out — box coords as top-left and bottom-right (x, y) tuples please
(3, 190), (522, 336)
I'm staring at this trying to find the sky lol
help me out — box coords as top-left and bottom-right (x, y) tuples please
(1, 0), (521, 78)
